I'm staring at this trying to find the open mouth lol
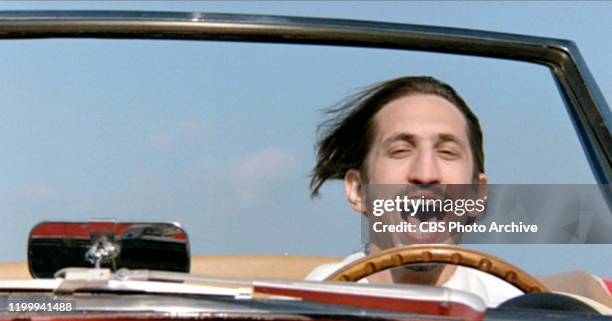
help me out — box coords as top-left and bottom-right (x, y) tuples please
(369, 185), (463, 246)
(398, 193), (452, 244)
(403, 214), (450, 244)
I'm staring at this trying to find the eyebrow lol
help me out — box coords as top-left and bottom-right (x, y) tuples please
(436, 133), (466, 148)
(381, 133), (416, 148)
(381, 133), (467, 148)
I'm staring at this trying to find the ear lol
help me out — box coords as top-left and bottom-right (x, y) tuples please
(469, 173), (489, 220)
(344, 169), (365, 214)
(477, 173), (489, 203)
(477, 173), (488, 185)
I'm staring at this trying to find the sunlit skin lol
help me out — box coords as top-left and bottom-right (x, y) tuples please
(344, 94), (487, 285)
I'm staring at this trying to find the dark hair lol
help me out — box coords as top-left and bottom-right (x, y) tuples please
(310, 76), (484, 198)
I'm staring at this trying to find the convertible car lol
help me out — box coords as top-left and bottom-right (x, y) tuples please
(0, 10), (610, 321)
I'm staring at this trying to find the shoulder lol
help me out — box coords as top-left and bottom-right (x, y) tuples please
(444, 266), (522, 307)
(305, 252), (366, 281)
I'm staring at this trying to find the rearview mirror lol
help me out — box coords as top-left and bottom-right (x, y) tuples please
(28, 221), (190, 278)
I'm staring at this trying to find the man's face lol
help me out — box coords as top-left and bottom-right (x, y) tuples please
(344, 93), (487, 246)
(366, 94), (477, 185)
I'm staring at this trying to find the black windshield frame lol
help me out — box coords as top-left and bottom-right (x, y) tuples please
(0, 10), (609, 184)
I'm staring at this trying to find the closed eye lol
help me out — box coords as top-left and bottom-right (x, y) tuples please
(437, 148), (460, 160)
(388, 147), (413, 158)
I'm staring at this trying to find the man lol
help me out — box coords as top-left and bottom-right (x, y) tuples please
(306, 76), (521, 307)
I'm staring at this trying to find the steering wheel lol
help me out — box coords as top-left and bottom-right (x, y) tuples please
(324, 244), (548, 294)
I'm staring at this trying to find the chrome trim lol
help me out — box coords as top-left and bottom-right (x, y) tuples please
(254, 280), (487, 312)
(0, 292), (450, 319)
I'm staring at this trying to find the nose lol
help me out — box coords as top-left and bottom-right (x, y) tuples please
(406, 150), (442, 184)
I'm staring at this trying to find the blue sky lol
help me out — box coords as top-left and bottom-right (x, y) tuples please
(0, 1), (610, 277)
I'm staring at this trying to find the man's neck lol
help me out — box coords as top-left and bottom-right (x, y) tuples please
(390, 264), (457, 286)
(366, 244), (457, 286)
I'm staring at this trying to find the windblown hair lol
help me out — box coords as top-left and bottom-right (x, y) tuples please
(310, 76), (484, 198)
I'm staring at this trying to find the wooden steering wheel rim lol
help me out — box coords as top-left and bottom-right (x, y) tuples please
(324, 244), (548, 294)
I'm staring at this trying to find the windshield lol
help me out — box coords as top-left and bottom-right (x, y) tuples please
(1, 37), (609, 273)
(0, 3), (610, 282)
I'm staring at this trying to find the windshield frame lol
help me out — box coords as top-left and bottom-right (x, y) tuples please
(0, 10), (611, 316)
(0, 10), (609, 185)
